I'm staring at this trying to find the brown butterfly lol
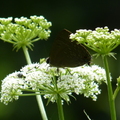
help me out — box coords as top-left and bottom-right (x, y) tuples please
(46, 29), (91, 67)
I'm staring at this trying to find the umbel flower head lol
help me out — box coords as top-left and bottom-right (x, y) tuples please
(0, 60), (107, 105)
(70, 27), (120, 57)
(0, 15), (52, 51)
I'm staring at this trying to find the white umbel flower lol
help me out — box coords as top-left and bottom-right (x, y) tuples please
(0, 62), (107, 105)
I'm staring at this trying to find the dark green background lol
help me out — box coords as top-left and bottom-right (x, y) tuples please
(0, 0), (120, 120)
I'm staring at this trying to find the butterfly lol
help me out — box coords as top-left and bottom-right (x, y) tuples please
(46, 29), (91, 67)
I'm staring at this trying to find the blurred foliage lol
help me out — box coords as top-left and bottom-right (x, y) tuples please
(0, 0), (120, 120)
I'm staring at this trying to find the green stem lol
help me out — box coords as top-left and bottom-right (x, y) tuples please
(57, 94), (65, 120)
(53, 75), (65, 120)
(36, 93), (48, 120)
(102, 55), (116, 120)
(22, 46), (48, 120)
(113, 86), (120, 100)
(22, 46), (32, 65)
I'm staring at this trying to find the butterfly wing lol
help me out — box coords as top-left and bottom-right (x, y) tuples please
(47, 29), (91, 67)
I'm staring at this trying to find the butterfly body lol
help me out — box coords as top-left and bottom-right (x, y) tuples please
(47, 29), (91, 67)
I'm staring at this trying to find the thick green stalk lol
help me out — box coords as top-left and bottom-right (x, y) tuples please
(113, 86), (120, 100)
(57, 94), (65, 120)
(53, 75), (65, 120)
(102, 55), (116, 120)
(22, 46), (48, 120)
(22, 46), (32, 65)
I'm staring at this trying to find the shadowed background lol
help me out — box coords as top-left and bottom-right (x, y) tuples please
(0, 0), (120, 120)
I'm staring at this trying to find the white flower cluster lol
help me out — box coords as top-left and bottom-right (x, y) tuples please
(0, 62), (107, 105)
(57, 65), (106, 101)
(70, 27), (120, 56)
(0, 16), (52, 51)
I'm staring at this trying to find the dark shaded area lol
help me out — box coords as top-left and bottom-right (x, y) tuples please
(0, 0), (120, 120)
